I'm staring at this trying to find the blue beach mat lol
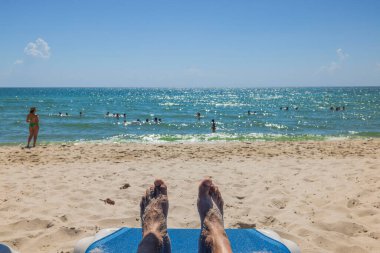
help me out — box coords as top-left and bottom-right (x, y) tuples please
(85, 228), (291, 253)
(0, 244), (14, 253)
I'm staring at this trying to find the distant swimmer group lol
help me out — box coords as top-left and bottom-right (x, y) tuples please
(106, 112), (127, 119)
(330, 106), (346, 111)
(279, 106), (299, 111)
(105, 112), (163, 125)
(140, 117), (162, 124)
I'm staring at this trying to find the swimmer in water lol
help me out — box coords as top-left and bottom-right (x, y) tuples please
(146, 118), (149, 123)
(154, 117), (158, 123)
(65, 113), (69, 116)
(158, 118), (162, 123)
(248, 110), (251, 115)
(80, 111), (82, 117)
(211, 119), (216, 133)
(123, 113), (126, 118)
(196, 112), (201, 120)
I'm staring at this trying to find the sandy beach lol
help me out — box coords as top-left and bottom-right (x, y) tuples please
(0, 140), (379, 253)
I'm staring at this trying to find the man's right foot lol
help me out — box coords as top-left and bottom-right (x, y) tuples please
(197, 179), (232, 253)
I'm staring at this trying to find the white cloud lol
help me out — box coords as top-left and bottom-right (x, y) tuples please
(14, 59), (24, 65)
(24, 38), (51, 58)
(185, 67), (202, 75)
(336, 48), (349, 61)
(319, 48), (349, 74)
(325, 61), (340, 73)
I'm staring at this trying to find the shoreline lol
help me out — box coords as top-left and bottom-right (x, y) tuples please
(1, 134), (379, 147)
(0, 140), (379, 253)
(1, 140), (380, 164)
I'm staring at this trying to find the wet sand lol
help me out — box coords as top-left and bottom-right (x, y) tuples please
(0, 140), (379, 253)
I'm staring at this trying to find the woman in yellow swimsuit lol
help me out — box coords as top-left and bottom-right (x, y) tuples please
(26, 107), (39, 148)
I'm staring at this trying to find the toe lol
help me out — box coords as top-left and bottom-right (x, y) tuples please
(199, 179), (212, 196)
(154, 179), (167, 196)
(140, 196), (146, 221)
(211, 185), (224, 214)
(145, 188), (150, 200)
(149, 186), (155, 198)
(210, 185), (220, 199)
(140, 196), (146, 210)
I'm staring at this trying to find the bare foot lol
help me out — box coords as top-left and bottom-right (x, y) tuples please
(138, 179), (171, 253)
(198, 179), (232, 253)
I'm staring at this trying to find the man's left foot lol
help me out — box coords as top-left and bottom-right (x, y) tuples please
(139, 179), (171, 252)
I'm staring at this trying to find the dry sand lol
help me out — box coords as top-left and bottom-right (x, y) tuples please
(0, 140), (379, 253)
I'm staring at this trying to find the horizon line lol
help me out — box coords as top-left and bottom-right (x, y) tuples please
(1, 85), (380, 89)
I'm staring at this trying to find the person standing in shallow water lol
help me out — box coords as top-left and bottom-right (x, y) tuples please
(26, 107), (39, 148)
(211, 119), (216, 133)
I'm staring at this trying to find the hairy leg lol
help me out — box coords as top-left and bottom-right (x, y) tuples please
(198, 179), (232, 253)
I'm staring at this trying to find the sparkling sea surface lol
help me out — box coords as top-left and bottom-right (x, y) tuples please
(0, 87), (379, 144)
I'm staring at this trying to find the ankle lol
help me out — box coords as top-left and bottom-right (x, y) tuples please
(202, 229), (231, 253)
(138, 231), (163, 252)
(208, 225), (227, 239)
(202, 221), (228, 241)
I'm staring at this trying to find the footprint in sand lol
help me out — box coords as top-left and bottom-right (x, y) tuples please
(368, 231), (379, 240)
(271, 198), (287, 209)
(303, 175), (318, 182)
(372, 202), (380, 209)
(59, 215), (68, 222)
(9, 218), (52, 231)
(234, 222), (256, 228)
(259, 216), (276, 226)
(318, 221), (367, 236)
(335, 245), (368, 253)
(356, 209), (376, 217)
(347, 198), (360, 208)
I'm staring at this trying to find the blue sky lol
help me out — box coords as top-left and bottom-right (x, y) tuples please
(1, 0), (380, 87)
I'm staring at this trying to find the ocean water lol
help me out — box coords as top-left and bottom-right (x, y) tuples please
(0, 87), (379, 144)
